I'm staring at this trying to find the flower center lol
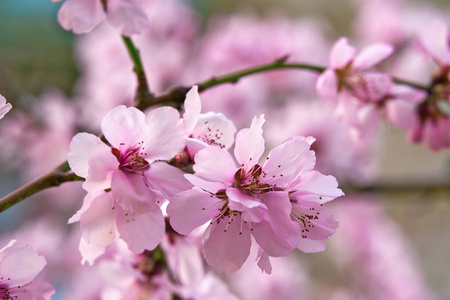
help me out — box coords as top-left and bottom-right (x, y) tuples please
(233, 164), (272, 196)
(289, 200), (322, 239)
(0, 286), (11, 300)
(111, 141), (150, 175)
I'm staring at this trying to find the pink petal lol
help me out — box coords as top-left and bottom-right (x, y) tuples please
(83, 150), (117, 193)
(361, 72), (392, 101)
(296, 239), (326, 253)
(57, 0), (105, 34)
(68, 132), (107, 178)
(79, 238), (105, 266)
(292, 201), (338, 240)
(258, 191), (297, 240)
(8, 281), (55, 300)
(424, 118), (450, 151)
(116, 206), (165, 253)
(316, 69), (338, 100)
(203, 215), (252, 274)
(0, 240), (46, 287)
(330, 37), (356, 69)
(145, 162), (192, 200)
(256, 250), (272, 274)
(183, 86), (201, 135)
(353, 43), (394, 69)
(234, 115), (265, 170)
(385, 99), (419, 130)
(291, 171), (344, 204)
(106, 0), (150, 36)
(68, 193), (94, 224)
(111, 171), (160, 214)
(193, 146), (236, 185)
(355, 104), (379, 138)
(262, 137), (315, 187)
(420, 19), (450, 65)
(0, 95), (12, 120)
(185, 138), (207, 158)
(101, 105), (147, 149)
(389, 85), (427, 103)
(251, 221), (293, 257)
(79, 192), (116, 247)
(145, 107), (185, 161)
(226, 188), (267, 223)
(167, 188), (225, 235)
(193, 112), (237, 150)
(184, 174), (228, 194)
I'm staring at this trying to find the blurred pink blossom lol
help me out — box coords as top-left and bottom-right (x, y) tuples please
(56, 0), (150, 36)
(0, 240), (55, 300)
(406, 19), (450, 151)
(316, 37), (394, 102)
(331, 198), (436, 300)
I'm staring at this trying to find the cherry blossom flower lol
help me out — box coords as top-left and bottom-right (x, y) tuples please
(179, 86), (236, 162)
(0, 240), (55, 300)
(55, 0), (150, 36)
(68, 105), (190, 256)
(316, 37), (394, 102)
(316, 37), (400, 138)
(408, 19), (450, 151)
(168, 115), (343, 273)
(335, 84), (427, 139)
(0, 95), (12, 120)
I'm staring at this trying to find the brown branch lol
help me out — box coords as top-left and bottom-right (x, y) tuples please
(0, 162), (84, 213)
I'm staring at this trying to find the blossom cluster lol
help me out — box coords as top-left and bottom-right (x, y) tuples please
(67, 86), (343, 274)
(0, 0), (448, 298)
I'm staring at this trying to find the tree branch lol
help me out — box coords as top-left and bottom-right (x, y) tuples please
(0, 55), (433, 213)
(122, 36), (154, 111)
(0, 162), (84, 213)
(145, 59), (429, 109)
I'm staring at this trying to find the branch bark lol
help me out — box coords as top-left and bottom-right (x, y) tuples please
(0, 162), (84, 213)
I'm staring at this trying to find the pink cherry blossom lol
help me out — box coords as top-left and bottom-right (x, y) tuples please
(56, 0), (150, 36)
(407, 19), (450, 151)
(316, 37), (394, 102)
(68, 105), (190, 255)
(168, 115), (343, 273)
(0, 95), (12, 120)
(0, 240), (55, 300)
(180, 86), (236, 161)
(335, 84), (427, 140)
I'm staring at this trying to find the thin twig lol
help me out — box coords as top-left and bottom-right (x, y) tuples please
(0, 162), (84, 213)
(122, 36), (154, 110)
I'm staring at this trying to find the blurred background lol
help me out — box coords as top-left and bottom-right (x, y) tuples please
(0, 0), (449, 299)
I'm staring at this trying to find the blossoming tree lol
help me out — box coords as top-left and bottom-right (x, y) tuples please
(0, 0), (448, 299)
